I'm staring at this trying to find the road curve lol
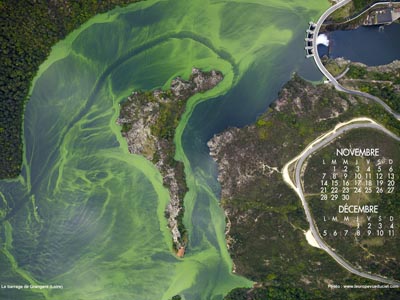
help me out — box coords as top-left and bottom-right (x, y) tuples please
(282, 118), (400, 285)
(328, 1), (393, 26)
(292, 0), (400, 286)
(312, 0), (351, 86)
(312, 0), (400, 120)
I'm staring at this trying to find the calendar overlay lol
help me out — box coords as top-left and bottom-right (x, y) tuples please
(304, 129), (399, 279)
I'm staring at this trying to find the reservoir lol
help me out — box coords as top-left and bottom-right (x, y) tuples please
(327, 23), (400, 66)
(0, 0), (327, 299)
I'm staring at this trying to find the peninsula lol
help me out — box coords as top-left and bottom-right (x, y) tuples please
(209, 71), (400, 299)
(117, 68), (223, 256)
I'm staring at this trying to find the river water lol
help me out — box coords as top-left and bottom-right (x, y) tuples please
(0, 0), (327, 299)
(327, 23), (400, 65)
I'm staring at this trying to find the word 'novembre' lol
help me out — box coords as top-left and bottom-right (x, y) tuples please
(336, 148), (380, 157)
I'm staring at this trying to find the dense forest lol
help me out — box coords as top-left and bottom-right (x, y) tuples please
(353, 0), (375, 11)
(215, 74), (400, 300)
(0, 0), (140, 179)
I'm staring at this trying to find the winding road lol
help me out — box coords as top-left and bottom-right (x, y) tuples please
(282, 0), (400, 285)
(282, 118), (400, 285)
(312, 0), (400, 120)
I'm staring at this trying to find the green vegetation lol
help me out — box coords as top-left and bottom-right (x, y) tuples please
(346, 65), (369, 78)
(120, 87), (191, 247)
(226, 285), (399, 300)
(357, 82), (400, 112)
(353, 0), (375, 11)
(322, 58), (349, 77)
(151, 101), (185, 141)
(339, 62), (400, 112)
(226, 285), (315, 300)
(345, 64), (400, 83)
(119, 70), (223, 250)
(273, 75), (400, 145)
(304, 129), (400, 279)
(0, 0), (140, 179)
(327, 1), (355, 23)
(213, 75), (400, 299)
(325, 0), (390, 28)
(328, 0), (374, 22)
(0, 0), (332, 298)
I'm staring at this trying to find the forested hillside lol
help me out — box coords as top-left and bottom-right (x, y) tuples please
(0, 0), (140, 178)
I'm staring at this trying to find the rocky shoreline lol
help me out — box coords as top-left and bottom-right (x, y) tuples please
(207, 75), (353, 268)
(324, 57), (400, 74)
(117, 68), (223, 256)
(207, 72), (400, 299)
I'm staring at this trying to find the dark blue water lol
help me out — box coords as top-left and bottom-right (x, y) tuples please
(318, 44), (329, 57)
(182, 32), (321, 182)
(329, 23), (400, 66)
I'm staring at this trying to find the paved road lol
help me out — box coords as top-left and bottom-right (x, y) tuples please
(312, 0), (400, 120)
(283, 118), (400, 285)
(312, 0), (351, 84)
(327, 1), (393, 25)
(287, 0), (400, 285)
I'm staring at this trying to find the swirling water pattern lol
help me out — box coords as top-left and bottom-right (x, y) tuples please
(0, 0), (327, 299)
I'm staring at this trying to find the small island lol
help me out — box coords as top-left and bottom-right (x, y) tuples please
(117, 68), (223, 256)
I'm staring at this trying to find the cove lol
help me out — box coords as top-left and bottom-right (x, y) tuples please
(328, 23), (400, 66)
(0, 0), (328, 299)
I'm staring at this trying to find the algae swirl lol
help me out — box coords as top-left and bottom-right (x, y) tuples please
(0, 0), (327, 299)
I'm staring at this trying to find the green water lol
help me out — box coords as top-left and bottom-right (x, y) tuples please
(0, 1), (328, 299)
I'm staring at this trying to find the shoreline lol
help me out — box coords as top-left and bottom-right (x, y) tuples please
(117, 68), (224, 256)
